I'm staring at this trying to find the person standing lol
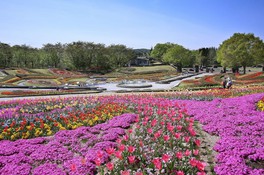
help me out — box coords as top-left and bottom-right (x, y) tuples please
(222, 77), (227, 88)
(226, 77), (233, 89)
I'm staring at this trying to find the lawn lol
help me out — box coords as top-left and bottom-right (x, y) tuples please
(30, 69), (54, 76)
(129, 65), (176, 73)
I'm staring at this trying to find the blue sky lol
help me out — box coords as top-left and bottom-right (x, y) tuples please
(0, 0), (263, 50)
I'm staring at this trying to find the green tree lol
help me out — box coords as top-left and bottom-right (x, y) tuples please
(11, 44), (33, 68)
(163, 44), (192, 72)
(66, 41), (93, 70)
(0, 42), (12, 68)
(91, 43), (110, 73)
(196, 47), (217, 68)
(41, 43), (64, 68)
(217, 33), (264, 74)
(150, 43), (175, 61)
(107, 44), (135, 68)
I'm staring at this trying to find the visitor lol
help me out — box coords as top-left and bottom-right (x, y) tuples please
(222, 77), (227, 89)
(226, 77), (233, 89)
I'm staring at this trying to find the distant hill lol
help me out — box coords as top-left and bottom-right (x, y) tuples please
(134, 48), (151, 57)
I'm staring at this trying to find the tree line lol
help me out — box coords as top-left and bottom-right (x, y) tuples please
(1, 33), (264, 74)
(150, 43), (217, 72)
(151, 33), (264, 73)
(0, 41), (136, 72)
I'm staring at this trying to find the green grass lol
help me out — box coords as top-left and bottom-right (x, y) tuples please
(30, 69), (53, 75)
(131, 65), (176, 73)
(4, 70), (18, 76)
(67, 78), (89, 82)
(0, 71), (7, 77)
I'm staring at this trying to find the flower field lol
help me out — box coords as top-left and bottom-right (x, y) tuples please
(0, 90), (264, 174)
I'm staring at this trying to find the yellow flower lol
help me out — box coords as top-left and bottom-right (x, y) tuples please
(34, 128), (42, 137)
(67, 124), (74, 129)
(22, 131), (30, 139)
(44, 124), (50, 130)
(88, 120), (94, 126)
(59, 126), (66, 130)
(47, 130), (52, 136)
(72, 125), (78, 129)
(11, 135), (15, 140)
(93, 116), (99, 122)
(257, 100), (264, 111)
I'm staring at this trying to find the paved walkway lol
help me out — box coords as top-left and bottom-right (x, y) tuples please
(96, 73), (214, 91)
(0, 73), (215, 102)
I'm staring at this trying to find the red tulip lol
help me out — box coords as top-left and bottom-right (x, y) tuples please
(115, 151), (123, 160)
(163, 135), (170, 141)
(147, 128), (153, 134)
(106, 147), (115, 155)
(121, 170), (130, 175)
(193, 149), (199, 155)
(123, 134), (129, 141)
(151, 119), (157, 127)
(162, 154), (170, 163)
(185, 149), (191, 156)
(194, 139), (201, 147)
(106, 162), (114, 171)
(184, 136), (190, 143)
(177, 125), (182, 131)
(128, 155), (136, 164)
(152, 158), (162, 170)
(176, 171), (184, 175)
(128, 146), (135, 153)
(94, 157), (101, 166)
(176, 152), (183, 159)
(174, 133), (181, 139)
(189, 158), (197, 167)
(118, 144), (126, 151)
(167, 123), (174, 132)
(196, 161), (206, 171)
(96, 150), (104, 158)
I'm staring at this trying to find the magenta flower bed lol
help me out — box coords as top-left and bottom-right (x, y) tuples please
(0, 113), (136, 175)
(178, 93), (264, 175)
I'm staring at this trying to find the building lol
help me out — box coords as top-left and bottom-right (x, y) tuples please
(129, 57), (151, 66)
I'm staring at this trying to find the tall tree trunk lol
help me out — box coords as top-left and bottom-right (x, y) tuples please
(243, 66), (246, 74)
(223, 67), (226, 73)
(176, 64), (182, 73)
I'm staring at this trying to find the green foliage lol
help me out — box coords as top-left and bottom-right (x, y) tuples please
(150, 42), (175, 61)
(163, 44), (192, 72)
(134, 48), (150, 57)
(0, 43), (12, 68)
(217, 33), (264, 74)
(41, 43), (65, 68)
(107, 44), (135, 69)
(197, 47), (217, 67)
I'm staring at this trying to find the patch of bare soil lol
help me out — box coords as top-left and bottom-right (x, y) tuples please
(195, 122), (219, 175)
(246, 159), (264, 169)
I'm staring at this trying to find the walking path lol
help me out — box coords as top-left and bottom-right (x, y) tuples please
(96, 73), (214, 91)
(0, 73), (215, 102)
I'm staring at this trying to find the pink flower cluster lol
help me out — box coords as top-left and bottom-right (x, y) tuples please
(0, 113), (136, 175)
(178, 93), (264, 175)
